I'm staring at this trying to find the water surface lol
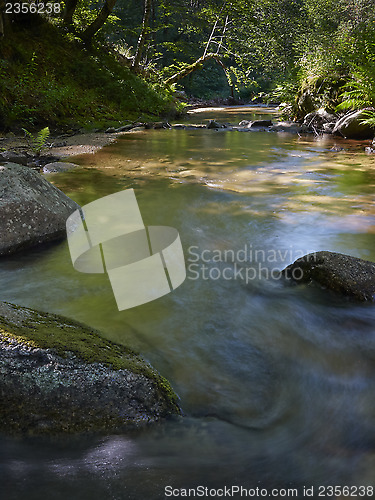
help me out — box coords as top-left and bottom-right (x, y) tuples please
(1, 107), (375, 499)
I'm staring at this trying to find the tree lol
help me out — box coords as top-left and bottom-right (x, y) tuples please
(132, 0), (152, 72)
(80, 0), (118, 44)
(63, 0), (80, 26)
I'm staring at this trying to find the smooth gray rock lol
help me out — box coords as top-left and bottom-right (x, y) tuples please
(0, 162), (79, 256)
(0, 301), (180, 434)
(282, 251), (375, 301)
(0, 150), (28, 165)
(333, 109), (375, 139)
(42, 161), (79, 173)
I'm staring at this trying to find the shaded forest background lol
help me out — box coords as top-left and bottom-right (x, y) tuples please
(1, 0), (375, 130)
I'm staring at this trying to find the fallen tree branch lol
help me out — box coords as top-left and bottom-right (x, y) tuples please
(165, 53), (225, 86)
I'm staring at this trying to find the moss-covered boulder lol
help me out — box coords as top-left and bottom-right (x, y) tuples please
(282, 251), (375, 301)
(0, 302), (181, 434)
(0, 162), (79, 256)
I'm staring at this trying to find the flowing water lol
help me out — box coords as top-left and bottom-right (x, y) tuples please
(1, 107), (375, 499)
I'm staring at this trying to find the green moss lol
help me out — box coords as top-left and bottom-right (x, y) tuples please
(0, 302), (152, 376)
(0, 302), (181, 412)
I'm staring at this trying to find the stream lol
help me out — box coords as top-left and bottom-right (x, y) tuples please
(1, 106), (375, 499)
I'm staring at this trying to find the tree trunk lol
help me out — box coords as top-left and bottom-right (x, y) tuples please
(165, 53), (224, 86)
(63, 0), (79, 26)
(132, 0), (152, 72)
(80, 0), (117, 45)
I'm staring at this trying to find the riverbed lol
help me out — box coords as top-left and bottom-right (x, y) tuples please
(1, 107), (375, 499)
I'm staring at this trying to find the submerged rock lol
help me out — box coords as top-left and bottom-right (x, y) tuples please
(0, 301), (181, 434)
(0, 162), (79, 256)
(282, 251), (375, 301)
(42, 161), (79, 173)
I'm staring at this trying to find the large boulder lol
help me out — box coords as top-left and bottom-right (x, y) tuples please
(0, 162), (79, 256)
(332, 109), (375, 139)
(0, 301), (181, 434)
(282, 251), (375, 301)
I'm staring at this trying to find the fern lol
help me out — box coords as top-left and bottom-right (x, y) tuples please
(359, 109), (375, 129)
(336, 70), (375, 111)
(22, 127), (50, 156)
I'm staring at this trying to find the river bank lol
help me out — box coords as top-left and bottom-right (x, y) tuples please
(1, 105), (375, 173)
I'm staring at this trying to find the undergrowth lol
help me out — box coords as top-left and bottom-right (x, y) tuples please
(0, 17), (179, 131)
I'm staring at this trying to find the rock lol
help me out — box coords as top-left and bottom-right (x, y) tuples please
(269, 122), (304, 134)
(105, 127), (116, 133)
(332, 109), (375, 139)
(282, 251), (375, 301)
(239, 120), (250, 126)
(154, 121), (171, 129)
(172, 124), (186, 129)
(207, 120), (223, 129)
(247, 120), (273, 128)
(0, 150), (28, 165)
(0, 301), (180, 434)
(42, 161), (79, 174)
(115, 124), (135, 132)
(0, 162), (79, 256)
(51, 141), (67, 147)
(144, 122), (171, 129)
(303, 109), (337, 132)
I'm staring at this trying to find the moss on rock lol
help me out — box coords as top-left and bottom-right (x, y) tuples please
(0, 302), (181, 434)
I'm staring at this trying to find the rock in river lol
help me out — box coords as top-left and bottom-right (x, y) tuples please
(0, 162), (79, 256)
(0, 301), (181, 434)
(332, 109), (375, 139)
(42, 161), (80, 174)
(282, 251), (375, 301)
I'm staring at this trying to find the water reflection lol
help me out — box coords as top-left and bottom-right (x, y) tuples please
(1, 108), (375, 498)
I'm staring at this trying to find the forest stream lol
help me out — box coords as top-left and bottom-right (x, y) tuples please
(1, 106), (375, 499)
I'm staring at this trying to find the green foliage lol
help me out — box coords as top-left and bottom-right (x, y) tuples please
(360, 109), (375, 129)
(22, 126), (50, 156)
(0, 19), (175, 130)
